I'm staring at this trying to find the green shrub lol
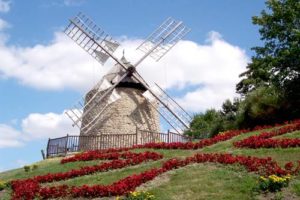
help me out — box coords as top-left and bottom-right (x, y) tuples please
(236, 86), (283, 128)
(32, 164), (38, 170)
(24, 165), (30, 172)
(185, 109), (225, 138)
(0, 180), (7, 191)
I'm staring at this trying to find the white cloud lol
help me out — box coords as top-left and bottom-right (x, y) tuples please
(121, 33), (248, 89)
(0, 32), (105, 91)
(115, 32), (249, 112)
(0, 0), (10, 13)
(41, 0), (86, 8)
(0, 30), (248, 147)
(22, 110), (79, 139)
(0, 18), (9, 43)
(0, 26), (248, 112)
(0, 110), (79, 148)
(0, 18), (9, 30)
(64, 0), (86, 6)
(176, 86), (234, 113)
(0, 124), (23, 148)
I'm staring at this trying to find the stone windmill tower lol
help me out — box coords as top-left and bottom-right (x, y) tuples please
(80, 55), (160, 136)
(64, 13), (192, 148)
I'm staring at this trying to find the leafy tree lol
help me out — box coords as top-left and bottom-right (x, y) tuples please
(188, 0), (299, 136)
(186, 100), (241, 138)
(237, 0), (300, 118)
(220, 98), (240, 130)
(186, 109), (224, 138)
(221, 98), (240, 117)
(236, 86), (283, 127)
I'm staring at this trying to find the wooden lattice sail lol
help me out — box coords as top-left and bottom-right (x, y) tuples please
(64, 12), (192, 149)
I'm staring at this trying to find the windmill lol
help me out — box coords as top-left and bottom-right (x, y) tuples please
(64, 12), (193, 148)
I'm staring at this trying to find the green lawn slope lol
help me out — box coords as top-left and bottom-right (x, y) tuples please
(1, 128), (300, 200)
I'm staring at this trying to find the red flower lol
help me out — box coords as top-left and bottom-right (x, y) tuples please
(284, 162), (293, 171)
(11, 119), (300, 199)
(234, 120), (300, 149)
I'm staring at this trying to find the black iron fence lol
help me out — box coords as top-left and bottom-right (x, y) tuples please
(46, 130), (192, 158)
(139, 130), (192, 144)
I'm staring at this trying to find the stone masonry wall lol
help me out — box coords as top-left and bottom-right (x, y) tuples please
(79, 87), (160, 148)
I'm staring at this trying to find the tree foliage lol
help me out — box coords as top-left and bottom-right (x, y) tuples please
(237, 0), (300, 118)
(237, 0), (300, 93)
(186, 109), (223, 138)
(187, 0), (299, 137)
(186, 99), (240, 138)
(236, 86), (283, 127)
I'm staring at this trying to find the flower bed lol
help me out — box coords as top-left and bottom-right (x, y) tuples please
(10, 120), (300, 199)
(134, 129), (249, 150)
(61, 120), (300, 165)
(11, 151), (163, 200)
(61, 129), (251, 164)
(146, 119), (298, 151)
(234, 120), (300, 148)
(61, 150), (143, 164)
(11, 152), (300, 199)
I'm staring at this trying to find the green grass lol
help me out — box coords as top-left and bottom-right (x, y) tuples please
(46, 160), (163, 187)
(132, 148), (197, 159)
(201, 130), (300, 165)
(0, 126), (299, 199)
(45, 149), (198, 187)
(274, 130), (300, 139)
(292, 178), (300, 196)
(0, 157), (103, 181)
(145, 164), (258, 200)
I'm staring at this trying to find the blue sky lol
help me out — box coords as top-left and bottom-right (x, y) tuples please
(0, 0), (266, 171)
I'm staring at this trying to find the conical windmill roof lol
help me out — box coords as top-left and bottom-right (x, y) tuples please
(94, 55), (147, 91)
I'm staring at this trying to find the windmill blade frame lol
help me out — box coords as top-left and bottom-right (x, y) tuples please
(136, 17), (190, 64)
(129, 71), (192, 133)
(65, 12), (125, 68)
(66, 71), (129, 127)
(80, 89), (121, 134)
(64, 12), (192, 134)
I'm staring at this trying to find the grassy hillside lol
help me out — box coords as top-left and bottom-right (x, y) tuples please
(1, 127), (300, 200)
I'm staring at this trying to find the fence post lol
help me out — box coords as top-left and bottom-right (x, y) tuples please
(100, 134), (102, 150)
(41, 149), (45, 160)
(167, 130), (170, 143)
(46, 138), (50, 158)
(78, 135), (81, 151)
(64, 134), (69, 155)
(135, 127), (138, 145)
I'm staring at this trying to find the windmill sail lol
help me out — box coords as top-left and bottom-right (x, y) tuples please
(65, 78), (112, 128)
(65, 70), (128, 128)
(64, 12), (120, 65)
(142, 84), (192, 133)
(64, 13), (192, 135)
(65, 108), (82, 128)
(80, 89), (121, 134)
(104, 40), (119, 52)
(136, 17), (190, 62)
(94, 50), (110, 63)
